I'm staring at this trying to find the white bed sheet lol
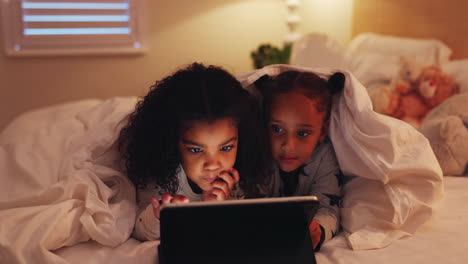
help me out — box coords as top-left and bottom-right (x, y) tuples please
(316, 176), (468, 264)
(52, 176), (467, 264)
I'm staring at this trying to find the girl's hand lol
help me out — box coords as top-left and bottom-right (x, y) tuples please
(202, 168), (240, 201)
(308, 220), (322, 250)
(151, 192), (189, 219)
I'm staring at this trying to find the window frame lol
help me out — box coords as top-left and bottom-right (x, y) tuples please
(1, 0), (148, 57)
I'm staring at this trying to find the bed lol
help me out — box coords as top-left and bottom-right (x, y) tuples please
(56, 178), (468, 264)
(0, 94), (466, 264)
(1, 1), (468, 263)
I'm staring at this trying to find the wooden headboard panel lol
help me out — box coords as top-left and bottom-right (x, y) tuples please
(352, 0), (468, 59)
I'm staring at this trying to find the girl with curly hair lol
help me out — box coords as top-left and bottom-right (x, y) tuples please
(118, 63), (271, 241)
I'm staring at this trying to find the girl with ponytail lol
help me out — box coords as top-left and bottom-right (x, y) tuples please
(255, 71), (345, 251)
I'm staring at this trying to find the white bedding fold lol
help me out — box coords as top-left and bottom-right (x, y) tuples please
(0, 97), (138, 264)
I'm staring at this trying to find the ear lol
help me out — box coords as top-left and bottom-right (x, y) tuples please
(319, 118), (330, 142)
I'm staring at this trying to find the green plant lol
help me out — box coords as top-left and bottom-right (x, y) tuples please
(250, 44), (291, 69)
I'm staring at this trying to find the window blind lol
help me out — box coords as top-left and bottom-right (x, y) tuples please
(1, 0), (146, 56)
(21, 1), (132, 36)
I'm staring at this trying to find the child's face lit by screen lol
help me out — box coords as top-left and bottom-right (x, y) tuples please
(269, 91), (327, 172)
(178, 118), (238, 191)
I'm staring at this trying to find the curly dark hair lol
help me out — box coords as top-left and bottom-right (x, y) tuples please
(255, 71), (345, 121)
(118, 63), (271, 198)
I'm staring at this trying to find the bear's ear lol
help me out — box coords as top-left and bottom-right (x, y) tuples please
(438, 72), (459, 93)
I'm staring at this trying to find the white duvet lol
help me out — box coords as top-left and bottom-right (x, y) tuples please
(0, 67), (443, 263)
(0, 98), (139, 263)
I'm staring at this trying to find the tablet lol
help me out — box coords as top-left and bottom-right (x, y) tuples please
(159, 196), (319, 264)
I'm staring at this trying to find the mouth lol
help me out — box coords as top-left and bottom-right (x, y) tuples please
(279, 156), (298, 163)
(203, 176), (219, 183)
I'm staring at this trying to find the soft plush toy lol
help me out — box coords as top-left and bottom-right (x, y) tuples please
(396, 65), (459, 126)
(417, 65), (459, 108)
(419, 93), (468, 176)
(391, 79), (429, 127)
(371, 59), (458, 127)
(370, 57), (422, 116)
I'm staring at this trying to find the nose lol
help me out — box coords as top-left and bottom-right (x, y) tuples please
(281, 135), (296, 152)
(203, 154), (221, 171)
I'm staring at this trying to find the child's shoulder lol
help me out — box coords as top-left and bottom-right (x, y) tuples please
(312, 139), (337, 160)
(305, 139), (339, 172)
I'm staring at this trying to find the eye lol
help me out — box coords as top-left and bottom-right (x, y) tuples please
(271, 124), (284, 134)
(220, 145), (234, 152)
(297, 130), (311, 137)
(187, 147), (203, 153)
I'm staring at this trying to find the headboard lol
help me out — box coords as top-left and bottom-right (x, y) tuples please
(352, 0), (468, 59)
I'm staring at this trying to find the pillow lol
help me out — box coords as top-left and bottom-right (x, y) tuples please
(290, 33), (349, 69)
(347, 53), (427, 96)
(348, 33), (452, 66)
(346, 52), (401, 89)
(442, 59), (468, 94)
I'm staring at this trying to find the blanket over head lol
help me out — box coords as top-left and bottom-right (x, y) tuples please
(237, 64), (444, 250)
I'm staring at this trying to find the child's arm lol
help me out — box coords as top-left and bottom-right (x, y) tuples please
(133, 187), (188, 241)
(133, 186), (161, 241)
(305, 143), (342, 250)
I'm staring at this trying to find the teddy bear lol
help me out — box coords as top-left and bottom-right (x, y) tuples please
(391, 65), (458, 127)
(369, 57), (427, 124)
(419, 93), (468, 176)
(417, 65), (460, 108)
(371, 59), (458, 127)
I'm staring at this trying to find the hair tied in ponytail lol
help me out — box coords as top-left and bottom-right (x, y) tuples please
(254, 74), (274, 96)
(327, 72), (345, 94)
